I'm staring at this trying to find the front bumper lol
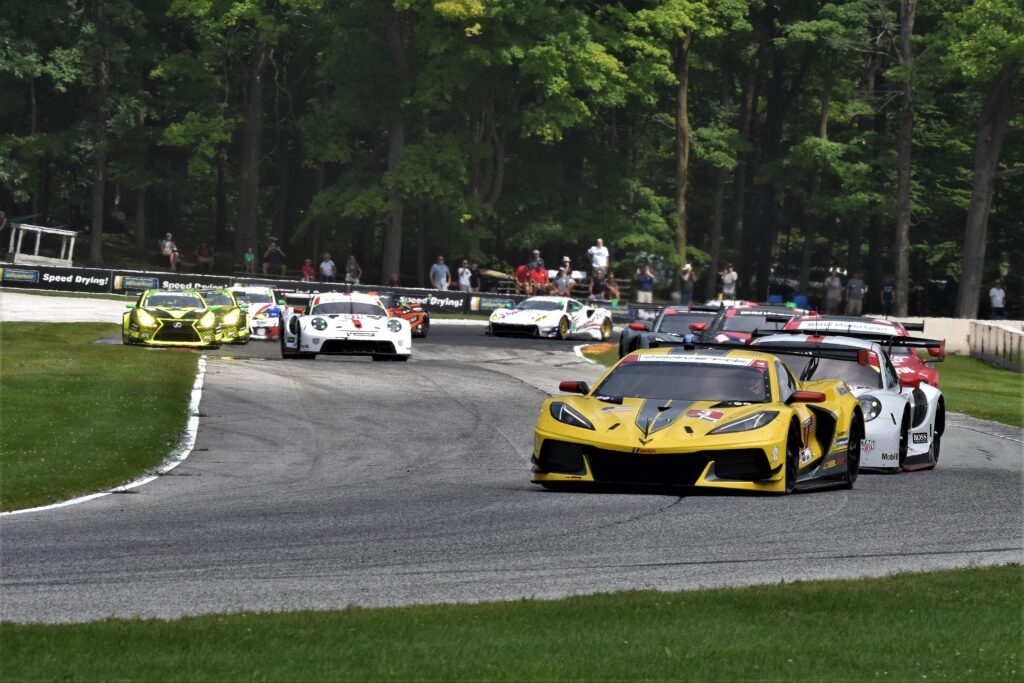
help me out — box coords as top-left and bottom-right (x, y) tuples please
(125, 321), (219, 347)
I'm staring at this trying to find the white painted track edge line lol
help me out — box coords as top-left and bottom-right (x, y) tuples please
(0, 356), (208, 516)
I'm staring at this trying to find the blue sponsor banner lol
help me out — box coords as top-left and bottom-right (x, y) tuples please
(0, 267), (40, 284)
(470, 296), (515, 312)
(113, 274), (159, 291)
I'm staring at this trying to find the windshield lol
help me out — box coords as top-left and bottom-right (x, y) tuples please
(773, 352), (882, 388)
(145, 293), (204, 309)
(310, 302), (387, 316)
(516, 299), (562, 312)
(202, 292), (234, 307)
(595, 361), (771, 403)
(723, 314), (787, 334)
(238, 291), (274, 304)
(657, 312), (713, 335)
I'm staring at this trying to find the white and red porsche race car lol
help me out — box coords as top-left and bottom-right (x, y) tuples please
(752, 333), (945, 472)
(280, 291), (411, 361)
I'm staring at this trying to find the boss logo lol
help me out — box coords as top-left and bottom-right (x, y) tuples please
(912, 433), (929, 444)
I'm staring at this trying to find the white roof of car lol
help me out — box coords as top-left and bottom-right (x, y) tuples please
(522, 296), (573, 304)
(310, 291), (382, 305)
(794, 319), (900, 335)
(755, 333), (881, 351)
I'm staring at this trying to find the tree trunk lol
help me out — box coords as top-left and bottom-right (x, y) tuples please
(729, 50), (758, 247)
(215, 144), (226, 248)
(673, 31), (694, 292)
(134, 188), (146, 255)
(381, 7), (408, 281)
(235, 41), (268, 261)
(894, 0), (916, 317)
(800, 76), (834, 295)
(89, 0), (110, 266)
(955, 63), (1020, 318)
(705, 63), (732, 300)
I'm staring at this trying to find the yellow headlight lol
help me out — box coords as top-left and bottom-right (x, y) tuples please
(198, 311), (216, 328)
(224, 309), (241, 325)
(136, 309), (157, 327)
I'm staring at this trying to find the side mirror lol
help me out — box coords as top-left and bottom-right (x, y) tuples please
(927, 340), (946, 359)
(125, 303), (136, 310)
(690, 322), (707, 332)
(791, 390), (826, 403)
(240, 304), (249, 310)
(900, 375), (922, 390)
(558, 381), (590, 395)
(628, 322), (649, 331)
(277, 299), (286, 305)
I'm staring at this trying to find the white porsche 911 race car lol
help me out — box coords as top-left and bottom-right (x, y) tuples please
(753, 334), (945, 472)
(488, 296), (614, 340)
(281, 291), (411, 361)
(229, 285), (284, 340)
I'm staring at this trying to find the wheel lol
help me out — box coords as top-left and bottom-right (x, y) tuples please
(280, 326), (298, 358)
(618, 333), (631, 358)
(298, 352), (317, 360)
(843, 415), (863, 489)
(600, 318), (613, 341)
(372, 354), (387, 361)
(417, 318), (430, 338)
(930, 432), (941, 466)
(783, 424), (799, 494)
(391, 355), (410, 362)
(898, 411), (910, 471)
(557, 317), (570, 340)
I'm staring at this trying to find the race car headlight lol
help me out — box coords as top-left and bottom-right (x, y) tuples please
(223, 309), (241, 325)
(136, 309), (157, 327)
(387, 319), (402, 333)
(859, 396), (882, 422)
(198, 311), (216, 328)
(709, 411), (779, 434)
(549, 402), (595, 430)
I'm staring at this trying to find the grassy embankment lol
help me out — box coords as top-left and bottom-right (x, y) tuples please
(580, 344), (1023, 427)
(2, 565), (1020, 681)
(0, 323), (197, 511)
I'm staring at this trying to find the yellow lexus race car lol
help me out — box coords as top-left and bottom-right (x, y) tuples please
(533, 347), (864, 494)
(122, 289), (221, 348)
(199, 288), (249, 344)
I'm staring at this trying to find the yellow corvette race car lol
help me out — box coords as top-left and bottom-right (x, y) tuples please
(122, 289), (221, 348)
(198, 288), (249, 344)
(533, 347), (864, 494)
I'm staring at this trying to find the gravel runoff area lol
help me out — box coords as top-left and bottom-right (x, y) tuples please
(1, 289), (1021, 623)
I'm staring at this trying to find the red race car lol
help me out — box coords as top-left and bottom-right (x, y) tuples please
(376, 293), (430, 338)
(781, 315), (945, 386)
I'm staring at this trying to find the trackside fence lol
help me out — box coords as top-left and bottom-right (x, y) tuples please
(969, 320), (1024, 372)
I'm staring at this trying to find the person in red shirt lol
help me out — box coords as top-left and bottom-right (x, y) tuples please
(300, 258), (316, 282)
(514, 264), (529, 295)
(528, 262), (553, 295)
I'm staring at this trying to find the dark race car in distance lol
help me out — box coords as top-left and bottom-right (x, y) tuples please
(618, 307), (721, 358)
(699, 306), (812, 345)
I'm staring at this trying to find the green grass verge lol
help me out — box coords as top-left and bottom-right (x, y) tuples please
(0, 323), (198, 510)
(2, 565), (1020, 681)
(938, 354), (1024, 427)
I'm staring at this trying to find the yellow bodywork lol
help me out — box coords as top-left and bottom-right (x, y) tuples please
(532, 347), (861, 493)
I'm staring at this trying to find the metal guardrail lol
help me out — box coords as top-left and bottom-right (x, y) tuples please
(969, 320), (1024, 372)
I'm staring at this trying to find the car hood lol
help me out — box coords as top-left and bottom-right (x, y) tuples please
(490, 308), (558, 324)
(304, 314), (389, 331)
(144, 307), (206, 320)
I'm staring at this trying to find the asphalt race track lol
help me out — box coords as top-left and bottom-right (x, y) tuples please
(1, 303), (1022, 622)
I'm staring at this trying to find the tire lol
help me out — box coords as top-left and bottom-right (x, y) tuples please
(417, 318), (430, 338)
(557, 317), (570, 340)
(843, 415), (863, 489)
(392, 355), (410, 362)
(783, 424), (799, 494)
(930, 432), (941, 466)
(898, 411), (910, 471)
(298, 352), (317, 360)
(372, 354), (387, 361)
(280, 326), (298, 358)
(600, 318), (613, 341)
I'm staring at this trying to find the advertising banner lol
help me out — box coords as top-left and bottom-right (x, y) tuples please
(0, 264), (112, 293)
(469, 296), (516, 312)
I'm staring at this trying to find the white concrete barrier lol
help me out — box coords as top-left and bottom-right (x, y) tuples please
(968, 320), (1024, 371)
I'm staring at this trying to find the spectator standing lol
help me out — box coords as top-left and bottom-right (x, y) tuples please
(824, 269), (843, 314)
(989, 279), (1008, 319)
(263, 241), (287, 276)
(344, 255), (363, 285)
(634, 265), (654, 304)
(528, 261), (552, 295)
(880, 275), (896, 316)
(194, 242), (215, 273)
(457, 259), (473, 292)
(514, 263), (529, 295)
(160, 232), (179, 271)
(587, 238), (609, 273)
(468, 260), (481, 292)
(554, 267), (575, 296)
(721, 263), (737, 299)
(430, 255), (451, 290)
(680, 263), (695, 306)
(300, 258), (316, 282)
(589, 268), (609, 300)
(846, 272), (867, 316)
(243, 246), (256, 273)
(319, 253), (338, 282)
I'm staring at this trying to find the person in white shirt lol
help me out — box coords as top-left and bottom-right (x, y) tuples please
(587, 238), (609, 273)
(989, 279), (1007, 319)
(721, 263), (738, 299)
(458, 259), (472, 292)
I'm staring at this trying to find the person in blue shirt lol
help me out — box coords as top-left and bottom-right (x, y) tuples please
(634, 265), (655, 303)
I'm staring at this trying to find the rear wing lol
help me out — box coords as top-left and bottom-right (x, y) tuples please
(750, 326), (941, 347)
(764, 314), (796, 324)
(900, 321), (925, 331)
(642, 339), (867, 363)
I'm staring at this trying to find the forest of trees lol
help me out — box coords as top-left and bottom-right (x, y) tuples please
(1, 0), (1021, 317)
